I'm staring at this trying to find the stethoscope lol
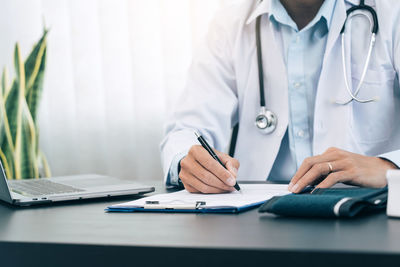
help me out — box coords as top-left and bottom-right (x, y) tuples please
(255, 0), (379, 134)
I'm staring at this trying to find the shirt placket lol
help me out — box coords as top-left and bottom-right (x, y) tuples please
(287, 32), (313, 168)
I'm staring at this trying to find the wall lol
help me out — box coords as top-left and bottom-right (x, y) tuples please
(0, 0), (234, 181)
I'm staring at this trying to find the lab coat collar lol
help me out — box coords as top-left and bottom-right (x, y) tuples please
(345, 0), (376, 7)
(246, 0), (270, 25)
(324, 0), (346, 57)
(246, 0), (376, 26)
(323, 0), (375, 57)
(269, 0), (336, 31)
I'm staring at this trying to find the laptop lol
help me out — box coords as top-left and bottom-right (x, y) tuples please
(0, 161), (155, 206)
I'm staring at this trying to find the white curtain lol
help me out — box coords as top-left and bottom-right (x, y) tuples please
(0, 0), (233, 181)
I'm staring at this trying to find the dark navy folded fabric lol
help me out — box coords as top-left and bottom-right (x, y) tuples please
(259, 187), (387, 218)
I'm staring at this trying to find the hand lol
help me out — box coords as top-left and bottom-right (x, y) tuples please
(288, 147), (398, 193)
(179, 145), (240, 193)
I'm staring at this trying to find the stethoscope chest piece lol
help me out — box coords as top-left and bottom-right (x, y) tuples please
(255, 106), (277, 134)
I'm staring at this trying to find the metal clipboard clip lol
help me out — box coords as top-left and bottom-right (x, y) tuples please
(144, 200), (207, 210)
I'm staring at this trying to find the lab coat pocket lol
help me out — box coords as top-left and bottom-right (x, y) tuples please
(350, 66), (396, 144)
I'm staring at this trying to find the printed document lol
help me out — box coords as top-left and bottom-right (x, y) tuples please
(109, 184), (290, 210)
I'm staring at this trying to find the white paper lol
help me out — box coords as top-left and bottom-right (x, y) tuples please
(109, 184), (290, 209)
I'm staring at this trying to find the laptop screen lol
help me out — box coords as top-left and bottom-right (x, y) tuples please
(0, 160), (13, 203)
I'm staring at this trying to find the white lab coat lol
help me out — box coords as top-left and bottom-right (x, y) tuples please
(160, 0), (400, 182)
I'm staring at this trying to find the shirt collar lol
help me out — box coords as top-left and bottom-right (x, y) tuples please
(316, 0), (337, 30)
(246, 0), (348, 30)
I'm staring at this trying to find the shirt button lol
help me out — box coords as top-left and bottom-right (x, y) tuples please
(296, 35), (300, 43)
(293, 82), (301, 88)
(297, 130), (305, 138)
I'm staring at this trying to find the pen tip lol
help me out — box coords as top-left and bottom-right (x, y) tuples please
(194, 131), (200, 138)
(234, 183), (241, 192)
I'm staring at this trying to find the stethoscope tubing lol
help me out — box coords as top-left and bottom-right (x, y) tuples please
(254, 0), (379, 134)
(256, 15), (266, 108)
(337, 5), (379, 104)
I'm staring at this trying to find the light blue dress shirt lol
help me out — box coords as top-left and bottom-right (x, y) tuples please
(167, 0), (337, 186)
(268, 0), (337, 182)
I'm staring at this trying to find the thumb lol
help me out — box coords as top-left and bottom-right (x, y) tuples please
(217, 152), (240, 178)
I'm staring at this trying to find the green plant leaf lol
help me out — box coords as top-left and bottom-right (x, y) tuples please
(1, 68), (10, 97)
(12, 45), (39, 179)
(0, 148), (12, 179)
(0, 69), (15, 179)
(12, 43), (29, 179)
(25, 29), (47, 93)
(0, 73), (12, 178)
(38, 150), (51, 178)
(0, 142), (14, 179)
(18, 102), (39, 179)
(26, 47), (46, 124)
(5, 44), (27, 151)
(4, 81), (18, 146)
(25, 30), (48, 123)
(2, 31), (50, 179)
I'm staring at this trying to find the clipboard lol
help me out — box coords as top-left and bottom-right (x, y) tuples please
(106, 184), (290, 214)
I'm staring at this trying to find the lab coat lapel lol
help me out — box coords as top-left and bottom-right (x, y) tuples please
(236, 15), (288, 180)
(313, 0), (353, 155)
(324, 0), (347, 65)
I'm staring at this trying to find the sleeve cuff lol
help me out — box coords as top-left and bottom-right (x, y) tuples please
(166, 151), (187, 187)
(378, 150), (400, 169)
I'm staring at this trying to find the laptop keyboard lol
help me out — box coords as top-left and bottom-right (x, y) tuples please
(9, 179), (85, 196)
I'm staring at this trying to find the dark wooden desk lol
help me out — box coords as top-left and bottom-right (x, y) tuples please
(1, 182), (400, 267)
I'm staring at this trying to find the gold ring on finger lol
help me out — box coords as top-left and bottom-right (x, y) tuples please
(327, 162), (333, 174)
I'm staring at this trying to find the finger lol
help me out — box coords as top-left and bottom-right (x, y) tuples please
(290, 155), (325, 187)
(217, 152), (240, 177)
(181, 149), (234, 193)
(309, 176), (325, 186)
(291, 159), (351, 193)
(188, 159), (235, 191)
(291, 162), (332, 193)
(314, 171), (349, 189)
(184, 183), (200, 193)
(180, 168), (228, 194)
(183, 173), (227, 194)
(290, 149), (343, 187)
(192, 146), (236, 187)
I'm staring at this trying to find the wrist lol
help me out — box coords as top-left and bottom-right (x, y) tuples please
(378, 157), (399, 170)
(177, 157), (185, 189)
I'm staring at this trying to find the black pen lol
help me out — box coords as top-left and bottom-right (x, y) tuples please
(194, 131), (241, 191)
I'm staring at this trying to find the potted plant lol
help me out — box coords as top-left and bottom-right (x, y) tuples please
(0, 29), (51, 179)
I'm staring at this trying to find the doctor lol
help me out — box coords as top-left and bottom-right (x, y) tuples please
(160, 0), (400, 194)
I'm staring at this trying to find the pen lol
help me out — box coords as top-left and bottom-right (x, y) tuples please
(194, 131), (241, 191)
